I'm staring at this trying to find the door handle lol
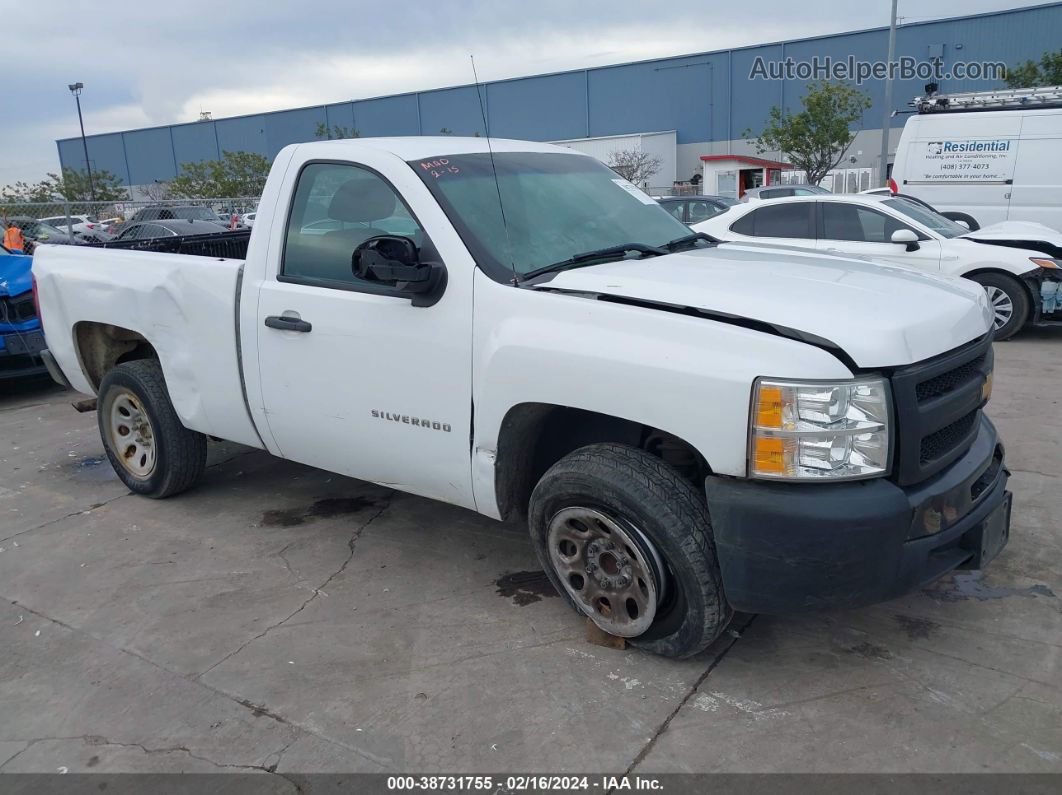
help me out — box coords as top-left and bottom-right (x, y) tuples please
(264, 315), (312, 333)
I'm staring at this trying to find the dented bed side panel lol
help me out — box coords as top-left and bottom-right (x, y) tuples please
(32, 245), (264, 448)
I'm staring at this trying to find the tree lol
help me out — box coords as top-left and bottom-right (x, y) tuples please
(1, 168), (127, 203)
(170, 151), (271, 199)
(140, 181), (174, 202)
(1005, 49), (1062, 88)
(744, 80), (871, 186)
(607, 149), (663, 186)
(314, 122), (359, 140)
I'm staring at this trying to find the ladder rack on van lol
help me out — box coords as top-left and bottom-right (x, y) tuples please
(912, 85), (1062, 114)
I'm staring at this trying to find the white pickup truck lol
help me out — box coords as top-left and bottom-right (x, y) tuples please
(33, 137), (1012, 658)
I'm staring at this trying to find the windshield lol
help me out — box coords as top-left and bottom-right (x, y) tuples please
(883, 197), (969, 238)
(409, 151), (691, 280)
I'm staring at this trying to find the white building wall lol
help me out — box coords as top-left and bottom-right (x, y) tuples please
(551, 131), (677, 189)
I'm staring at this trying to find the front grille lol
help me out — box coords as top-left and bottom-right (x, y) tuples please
(0, 293), (36, 325)
(920, 410), (979, 464)
(915, 354), (986, 402)
(890, 334), (993, 486)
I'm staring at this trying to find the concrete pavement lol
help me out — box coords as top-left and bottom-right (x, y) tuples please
(1, 330), (1060, 780)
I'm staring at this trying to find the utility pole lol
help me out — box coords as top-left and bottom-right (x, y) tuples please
(68, 82), (97, 202)
(879, 0), (898, 187)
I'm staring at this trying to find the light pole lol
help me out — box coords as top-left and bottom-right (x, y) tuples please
(878, 0), (899, 187)
(68, 82), (97, 202)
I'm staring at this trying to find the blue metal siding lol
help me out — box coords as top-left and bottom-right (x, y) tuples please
(487, 72), (588, 140)
(353, 94), (421, 137)
(587, 55), (714, 143)
(324, 102), (356, 134)
(54, 3), (1062, 184)
(62, 133), (130, 184)
(418, 85), (485, 137)
(216, 115), (268, 156)
(123, 127), (178, 184)
(171, 122), (221, 168)
(264, 106), (327, 157)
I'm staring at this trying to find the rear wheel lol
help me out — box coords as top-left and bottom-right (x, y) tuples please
(98, 360), (207, 498)
(529, 443), (731, 658)
(969, 272), (1029, 341)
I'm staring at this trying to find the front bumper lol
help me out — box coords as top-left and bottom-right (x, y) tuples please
(705, 414), (1010, 614)
(0, 329), (48, 381)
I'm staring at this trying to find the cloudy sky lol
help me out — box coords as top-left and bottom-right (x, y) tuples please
(0, 0), (1045, 185)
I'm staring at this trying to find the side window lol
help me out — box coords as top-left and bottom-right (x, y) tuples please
(822, 203), (909, 243)
(283, 162), (425, 288)
(742, 203), (814, 239)
(660, 201), (686, 221)
(687, 201), (724, 224)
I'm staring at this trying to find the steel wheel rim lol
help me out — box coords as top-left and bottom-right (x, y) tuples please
(546, 507), (662, 637)
(984, 285), (1013, 329)
(108, 390), (156, 478)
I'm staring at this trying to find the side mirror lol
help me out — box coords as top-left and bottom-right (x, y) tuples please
(352, 235), (447, 307)
(890, 228), (920, 252)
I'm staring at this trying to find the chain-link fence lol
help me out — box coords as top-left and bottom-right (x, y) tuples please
(1, 197), (261, 250)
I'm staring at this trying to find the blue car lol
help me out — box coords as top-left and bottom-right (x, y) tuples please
(0, 245), (47, 380)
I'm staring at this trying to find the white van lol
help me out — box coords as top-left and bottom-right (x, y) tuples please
(891, 87), (1062, 232)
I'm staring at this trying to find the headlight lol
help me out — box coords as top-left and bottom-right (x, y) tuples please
(749, 377), (891, 481)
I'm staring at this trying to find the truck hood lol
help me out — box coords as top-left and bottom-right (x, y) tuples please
(960, 221), (1062, 258)
(0, 252), (33, 297)
(540, 243), (991, 368)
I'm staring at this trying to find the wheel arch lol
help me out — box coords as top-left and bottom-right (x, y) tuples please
(73, 321), (160, 392)
(493, 402), (711, 522)
(960, 267), (1039, 306)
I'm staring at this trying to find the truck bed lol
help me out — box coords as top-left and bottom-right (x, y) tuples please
(90, 230), (252, 260)
(32, 244), (262, 448)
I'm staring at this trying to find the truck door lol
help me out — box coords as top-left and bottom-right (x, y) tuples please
(253, 160), (475, 509)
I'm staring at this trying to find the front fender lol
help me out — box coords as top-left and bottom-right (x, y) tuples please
(469, 271), (853, 518)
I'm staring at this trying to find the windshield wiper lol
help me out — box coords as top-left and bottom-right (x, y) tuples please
(664, 232), (719, 252)
(522, 243), (667, 280)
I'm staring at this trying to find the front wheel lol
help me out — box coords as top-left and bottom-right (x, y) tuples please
(528, 443), (731, 658)
(969, 272), (1029, 341)
(98, 360), (207, 498)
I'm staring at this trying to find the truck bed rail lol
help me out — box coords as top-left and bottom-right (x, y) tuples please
(88, 230), (251, 259)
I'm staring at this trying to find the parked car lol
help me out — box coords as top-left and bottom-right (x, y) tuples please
(112, 219), (233, 241)
(34, 137), (1009, 658)
(111, 205), (230, 238)
(656, 195), (738, 225)
(240, 212), (256, 228)
(694, 193), (1062, 339)
(0, 245), (47, 380)
(38, 214), (100, 236)
(861, 188), (980, 230)
(21, 222), (78, 252)
(891, 86), (1062, 232)
(742, 184), (831, 201)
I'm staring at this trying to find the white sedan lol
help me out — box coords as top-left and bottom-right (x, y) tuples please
(694, 193), (1062, 339)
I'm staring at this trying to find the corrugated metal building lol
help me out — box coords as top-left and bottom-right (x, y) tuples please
(56, 2), (1062, 195)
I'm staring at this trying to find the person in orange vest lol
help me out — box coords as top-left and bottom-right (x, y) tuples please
(3, 221), (25, 254)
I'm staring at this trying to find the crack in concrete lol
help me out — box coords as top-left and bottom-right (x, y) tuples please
(3, 598), (377, 777)
(619, 615), (755, 783)
(0, 734), (303, 790)
(0, 445), (263, 548)
(1007, 467), (1061, 481)
(195, 493), (394, 680)
(0, 492), (128, 545)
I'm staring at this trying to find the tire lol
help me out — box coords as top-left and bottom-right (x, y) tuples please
(529, 443), (731, 658)
(968, 272), (1029, 341)
(97, 360), (207, 498)
(940, 211), (980, 231)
